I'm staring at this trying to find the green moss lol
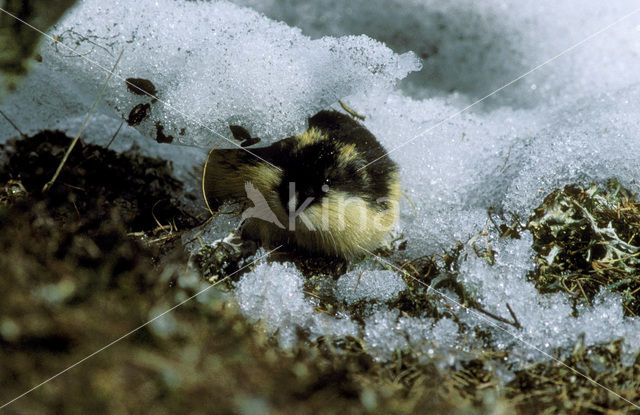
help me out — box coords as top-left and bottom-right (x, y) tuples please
(2, 134), (639, 414)
(528, 180), (640, 315)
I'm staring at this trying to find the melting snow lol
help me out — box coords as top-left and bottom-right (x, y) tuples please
(1, 0), (640, 375)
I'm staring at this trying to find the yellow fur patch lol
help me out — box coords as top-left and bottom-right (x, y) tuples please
(295, 127), (327, 149)
(298, 189), (399, 257)
(337, 143), (358, 163)
(239, 163), (281, 194)
(252, 172), (403, 257)
(387, 171), (401, 203)
(203, 149), (282, 205)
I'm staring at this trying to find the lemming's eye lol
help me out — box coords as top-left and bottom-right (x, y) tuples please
(321, 177), (331, 193)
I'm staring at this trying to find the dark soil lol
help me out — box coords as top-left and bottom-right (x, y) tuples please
(0, 130), (197, 233)
(0, 131), (465, 414)
(1, 131), (639, 414)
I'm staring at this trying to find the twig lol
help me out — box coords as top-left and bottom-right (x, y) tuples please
(500, 144), (512, 172)
(339, 100), (365, 121)
(151, 199), (172, 234)
(487, 206), (500, 232)
(302, 290), (321, 299)
(623, 304), (636, 317)
(0, 109), (26, 138)
(105, 120), (125, 149)
(62, 183), (86, 192)
(71, 200), (80, 217)
(469, 300), (522, 330)
(398, 260), (522, 330)
(505, 303), (522, 329)
(576, 279), (589, 303)
(354, 270), (364, 293)
(42, 49), (125, 192)
(401, 190), (417, 217)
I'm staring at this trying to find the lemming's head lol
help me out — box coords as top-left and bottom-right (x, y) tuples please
(276, 136), (371, 214)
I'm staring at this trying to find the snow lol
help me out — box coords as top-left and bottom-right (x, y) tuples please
(457, 233), (640, 363)
(0, 0), (418, 149)
(336, 270), (405, 305)
(235, 262), (357, 348)
(1, 0), (640, 378)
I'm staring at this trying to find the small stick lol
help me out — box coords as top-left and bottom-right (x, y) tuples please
(43, 49), (124, 192)
(470, 300), (522, 330)
(0, 109), (26, 138)
(486, 206), (500, 232)
(500, 144), (512, 172)
(505, 303), (522, 329)
(339, 100), (365, 121)
(105, 120), (125, 149)
(576, 279), (589, 303)
(401, 190), (417, 217)
(354, 270), (364, 293)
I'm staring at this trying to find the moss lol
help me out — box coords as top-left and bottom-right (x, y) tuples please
(3, 133), (639, 414)
(507, 338), (640, 414)
(385, 255), (442, 318)
(0, 191), (477, 415)
(528, 180), (640, 315)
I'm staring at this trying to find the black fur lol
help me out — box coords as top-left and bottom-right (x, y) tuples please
(207, 111), (398, 212)
(278, 111), (398, 211)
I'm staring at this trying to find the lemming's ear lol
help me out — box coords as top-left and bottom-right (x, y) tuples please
(241, 137), (261, 147)
(229, 125), (252, 141)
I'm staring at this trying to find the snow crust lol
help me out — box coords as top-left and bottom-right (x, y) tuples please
(336, 270), (405, 305)
(1, 0), (640, 375)
(0, 0), (418, 149)
(235, 262), (358, 348)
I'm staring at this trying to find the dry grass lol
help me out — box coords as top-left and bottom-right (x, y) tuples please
(528, 180), (640, 315)
(1, 133), (639, 414)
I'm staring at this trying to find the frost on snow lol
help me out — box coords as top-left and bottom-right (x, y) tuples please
(0, 0), (419, 149)
(336, 270), (405, 305)
(2, 0), (640, 377)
